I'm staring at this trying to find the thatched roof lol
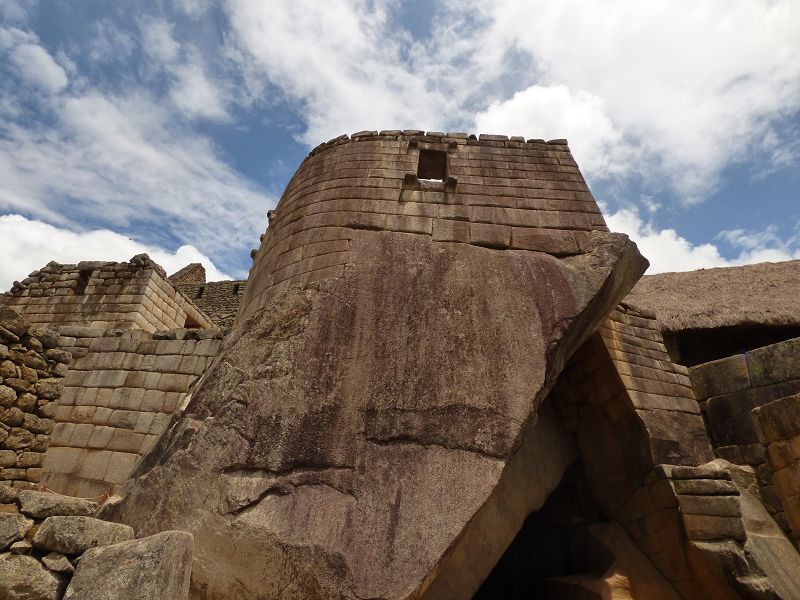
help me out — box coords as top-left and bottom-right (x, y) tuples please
(624, 260), (800, 333)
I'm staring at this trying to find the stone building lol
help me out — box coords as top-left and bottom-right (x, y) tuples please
(2, 130), (800, 599)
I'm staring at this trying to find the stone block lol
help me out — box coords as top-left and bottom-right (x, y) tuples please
(156, 373), (192, 393)
(747, 338), (800, 387)
(0, 385), (17, 408)
(676, 494), (741, 517)
(681, 514), (746, 541)
(469, 222), (510, 249)
(42, 447), (84, 475)
(32, 515), (134, 555)
(63, 530), (193, 600)
(510, 227), (578, 254)
(2, 428), (35, 450)
(689, 354), (750, 400)
(68, 423), (95, 447)
(17, 452), (42, 468)
(752, 394), (800, 444)
(773, 462), (800, 498)
(87, 426), (115, 449)
(108, 429), (145, 453)
(109, 387), (145, 411)
(673, 479), (739, 496)
(18, 490), (98, 518)
(0, 553), (67, 599)
(107, 410), (139, 429)
(432, 219), (470, 243)
(77, 450), (112, 481)
(91, 407), (113, 426)
(140, 390), (166, 412)
(0, 450), (15, 468)
(35, 378), (64, 400)
(0, 513), (33, 550)
(104, 452), (139, 485)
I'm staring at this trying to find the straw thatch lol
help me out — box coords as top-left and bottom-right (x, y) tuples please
(624, 259), (800, 333)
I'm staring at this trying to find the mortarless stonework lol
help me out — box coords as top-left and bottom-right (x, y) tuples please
(105, 132), (648, 599)
(0, 307), (67, 494)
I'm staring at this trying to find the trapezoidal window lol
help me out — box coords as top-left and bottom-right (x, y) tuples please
(75, 269), (91, 295)
(417, 149), (448, 181)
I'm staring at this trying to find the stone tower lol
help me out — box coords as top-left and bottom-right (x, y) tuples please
(107, 130), (647, 599)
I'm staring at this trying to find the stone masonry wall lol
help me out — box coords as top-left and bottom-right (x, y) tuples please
(177, 280), (245, 332)
(239, 130), (609, 322)
(753, 393), (800, 544)
(0, 308), (67, 496)
(549, 305), (718, 595)
(2, 254), (213, 333)
(689, 336), (800, 533)
(42, 328), (221, 498)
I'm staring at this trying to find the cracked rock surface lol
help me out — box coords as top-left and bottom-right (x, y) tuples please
(105, 229), (646, 599)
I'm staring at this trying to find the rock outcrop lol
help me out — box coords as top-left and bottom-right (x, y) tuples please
(105, 132), (648, 599)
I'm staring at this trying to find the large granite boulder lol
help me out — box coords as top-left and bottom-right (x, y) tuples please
(106, 229), (646, 598)
(0, 553), (66, 599)
(64, 530), (193, 600)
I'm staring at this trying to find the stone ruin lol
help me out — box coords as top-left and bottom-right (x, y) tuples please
(1, 130), (800, 599)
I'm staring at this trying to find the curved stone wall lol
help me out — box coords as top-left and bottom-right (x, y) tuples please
(238, 131), (609, 323)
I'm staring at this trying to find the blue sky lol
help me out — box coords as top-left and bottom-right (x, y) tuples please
(1, 0), (799, 288)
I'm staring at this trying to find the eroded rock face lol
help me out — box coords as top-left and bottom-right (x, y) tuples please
(106, 227), (645, 599)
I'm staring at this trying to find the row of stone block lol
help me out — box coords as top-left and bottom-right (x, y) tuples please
(59, 386), (184, 414)
(43, 446), (142, 487)
(691, 337), (800, 401)
(50, 420), (161, 454)
(71, 351), (211, 375)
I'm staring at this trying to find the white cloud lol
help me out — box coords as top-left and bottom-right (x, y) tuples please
(606, 208), (800, 274)
(475, 85), (632, 179)
(460, 0), (800, 200)
(0, 214), (232, 291)
(223, 0), (455, 144)
(0, 0), (37, 23)
(141, 19), (180, 63)
(222, 0), (800, 202)
(170, 61), (229, 121)
(9, 42), (68, 93)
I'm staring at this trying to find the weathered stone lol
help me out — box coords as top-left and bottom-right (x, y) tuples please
(0, 386), (15, 408)
(0, 451), (15, 468)
(107, 218), (646, 600)
(32, 516), (134, 555)
(64, 530), (193, 600)
(0, 361), (15, 379)
(0, 514), (33, 550)
(35, 378), (63, 400)
(18, 490), (98, 519)
(0, 484), (17, 504)
(0, 553), (66, 599)
(42, 551), (74, 574)
(0, 407), (23, 427)
(2, 428), (35, 450)
(673, 479), (739, 496)
(9, 540), (31, 554)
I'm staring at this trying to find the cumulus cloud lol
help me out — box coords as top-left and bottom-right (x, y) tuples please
(7, 39), (68, 93)
(223, 0), (456, 143)
(222, 0), (800, 202)
(0, 25), (270, 275)
(0, 214), (232, 291)
(606, 208), (800, 274)
(170, 61), (229, 121)
(475, 85), (632, 179)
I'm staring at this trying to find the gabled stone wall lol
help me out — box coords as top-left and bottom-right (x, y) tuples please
(2, 255), (213, 333)
(177, 280), (245, 332)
